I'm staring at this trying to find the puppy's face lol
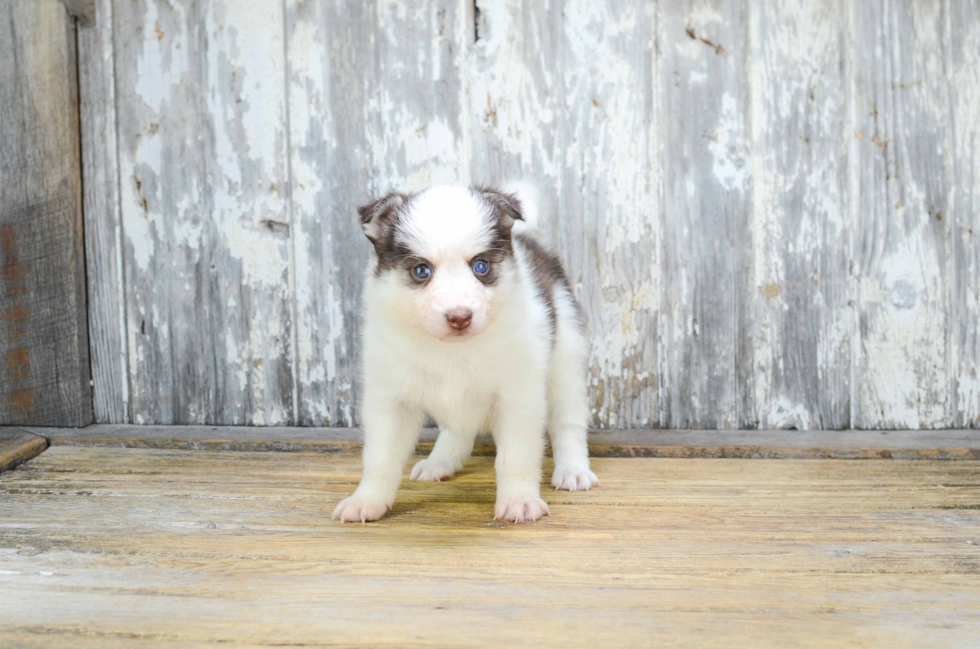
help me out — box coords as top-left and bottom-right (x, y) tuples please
(359, 186), (523, 342)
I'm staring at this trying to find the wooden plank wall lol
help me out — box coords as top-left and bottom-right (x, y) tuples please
(0, 0), (93, 427)
(78, 0), (980, 429)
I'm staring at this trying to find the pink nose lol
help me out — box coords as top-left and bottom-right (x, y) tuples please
(445, 308), (473, 331)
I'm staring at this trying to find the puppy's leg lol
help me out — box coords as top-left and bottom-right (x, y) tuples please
(411, 426), (475, 482)
(548, 295), (599, 491)
(492, 389), (549, 523)
(333, 402), (422, 522)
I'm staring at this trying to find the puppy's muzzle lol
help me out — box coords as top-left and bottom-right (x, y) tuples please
(445, 308), (473, 331)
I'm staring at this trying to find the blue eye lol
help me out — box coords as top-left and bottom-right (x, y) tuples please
(472, 259), (489, 275)
(412, 263), (432, 280)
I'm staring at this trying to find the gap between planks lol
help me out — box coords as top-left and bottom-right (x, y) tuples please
(11, 425), (980, 460)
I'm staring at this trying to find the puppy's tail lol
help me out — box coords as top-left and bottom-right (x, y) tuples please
(502, 180), (540, 234)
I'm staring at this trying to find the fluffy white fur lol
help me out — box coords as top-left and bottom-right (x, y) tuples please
(333, 185), (597, 524)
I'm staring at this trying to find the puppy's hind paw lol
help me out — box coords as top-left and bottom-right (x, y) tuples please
(410, 457), (460, 482)
(551, 465), (600, 491)
(332, 494), (390, 523)
(493, 496), (550, 523)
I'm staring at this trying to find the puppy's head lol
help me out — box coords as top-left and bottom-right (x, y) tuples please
(359, 185), (523, 342)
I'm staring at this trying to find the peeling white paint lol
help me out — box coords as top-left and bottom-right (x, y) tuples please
(768, 396), (813, 430)
(849, 0), (953, 429)
(744, 0), (856, 429)
(133, 1), (188, 114)
(708, 93), (747, 193)
(470, 0), (559, 181)
(951, 15), (980, 427)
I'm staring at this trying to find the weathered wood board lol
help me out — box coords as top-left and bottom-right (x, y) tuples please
(950, 0), (980, 428)
(76, 0), (980, 429)
(470, 1), (661, 428)
(0, 0), (93, 427)
(851, 0), (952, 429)
(660, 0), (752, 428)
(286, 0), (471, 425)
(0, 429), (47, 473)
(748, 0), (851, 430)
(78, 0), (128, 423)
(111, 0), (294, 425)
(1, 447), (979, 646)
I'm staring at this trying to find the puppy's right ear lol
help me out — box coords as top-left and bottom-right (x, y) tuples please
(473, 186), (524, 231)
(358, 192), (411, 243)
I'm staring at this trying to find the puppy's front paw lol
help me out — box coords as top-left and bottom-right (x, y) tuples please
(332, 494), (390, 523)
(494, 496), (550, 523)
(551, 465), (600, 491)
(410, 457), (460, 482)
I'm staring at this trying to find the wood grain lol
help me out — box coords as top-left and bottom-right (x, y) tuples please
(660, 0), (753, 428)
(287, 0), (470, 426)
(78, 0), (128, 423)
(850, 0), (952, 428)
(0, 429), (47, 473)
(0, 0), (93, 426)
(748, 0), (851, 429)
(469, 1), (661, 428)
(1, 447), (979, 647)
(113, 0), (294, 425)
(949, 0), (980, 428)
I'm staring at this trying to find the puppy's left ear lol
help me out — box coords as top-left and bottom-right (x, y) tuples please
(358, 192), (411, 243)
(474, 186), (524, 229)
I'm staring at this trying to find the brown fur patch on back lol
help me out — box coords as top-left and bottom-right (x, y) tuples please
(514, 232), (571, 333)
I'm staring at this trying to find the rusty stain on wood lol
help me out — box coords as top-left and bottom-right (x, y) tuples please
(4, 307), (27, 340)
(0, 226), (25, 297)
(0, 225), (31, 419)
(5, 349), (29, 381)
(2, 212), (31, 423)
(8, 391), (36, 418)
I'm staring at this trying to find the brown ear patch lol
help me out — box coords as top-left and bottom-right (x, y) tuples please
(357, 192), (413, 243)
(357, 191), (418, 276)
(472, 186), (524, 230)
(471, 185), (526, 263)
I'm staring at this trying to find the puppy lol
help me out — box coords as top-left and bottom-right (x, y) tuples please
(332, 185), (598, 523)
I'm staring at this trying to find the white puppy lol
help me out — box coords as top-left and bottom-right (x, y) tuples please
(332, 185), (598, 524)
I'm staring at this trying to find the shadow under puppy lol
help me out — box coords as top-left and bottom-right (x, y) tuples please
(333, 185), (598, 524)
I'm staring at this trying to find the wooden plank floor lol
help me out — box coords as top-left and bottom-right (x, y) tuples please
(1, 446), (979, 647)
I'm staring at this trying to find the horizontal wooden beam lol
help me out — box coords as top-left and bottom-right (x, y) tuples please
(19, 425), (980, 460)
